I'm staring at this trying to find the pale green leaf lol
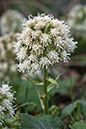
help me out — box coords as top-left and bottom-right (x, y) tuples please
(14, 102), (36, 110)
(47, 74), (62, 92)
(69, 122), (86, 129)
(36, 88), (44, 110)
(20, 114), (64, 129)
(47, 77), (57, 84)
(55, 73), (63, 82)
(60, 100), (80, 119)
(58, 77), (77, 94)
(52, 106), (60, 118)
(49, 105), (56, 112)
(81, 101), (86, 120)
(47, 83), (55, 92)
(24, 76), (43, 85)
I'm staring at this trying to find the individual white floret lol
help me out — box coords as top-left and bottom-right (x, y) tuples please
(30, 63), (40, 73)
(17, 60), (31, 72)
(40, 33), (51, 47)
(31, 30), (42, 40)
(50, 28), (60, 37)
(48, 51), (59, 64)
(28, 54), (38, 63)
(32, 44), (43, 55)
(34, 21), (46, 30)
(39, 57), (52, 69)
(17, 47), (27, 60)
(61, 50), (70, 62)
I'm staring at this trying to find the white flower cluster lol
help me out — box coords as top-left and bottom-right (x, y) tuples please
(15, 14), (77, 73)
(68, 4), (86, 37)
(0, 32), (18, 81)
(0, 83), (16, 126)
(1, 10), (24, 35)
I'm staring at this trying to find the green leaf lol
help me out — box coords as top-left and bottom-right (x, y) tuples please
(20, 114), (64, 129)
(14, 102), (36, 110)
(24, 76), (43, 86)
(52, 106), (60, 118)
(49, 105), (60, 118)
(47, 74), (62, 92)
(49, 105), (56, 112)
(12, 77), (42, 112)
(58, 77), (77, 94)
(36, 88), (44, 110)
(81, 101), (86, 120)
(47, 73), (62, 84)
(55, 73), (63, 81)
(60, 100), (80, 119)
(69, 122), (86, 129)
(47, 77), (57, 84)
(47, 83), (55, 92)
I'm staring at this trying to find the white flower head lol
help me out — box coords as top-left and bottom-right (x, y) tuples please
(0, 32), (19, 80)
(15, 13), (77, 73)
(1, 10), (24, 35)
(68, 4), (86, 37)
(0, 83), (16, 126)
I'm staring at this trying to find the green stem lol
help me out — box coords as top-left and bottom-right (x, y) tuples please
(43, 65), (49, 114)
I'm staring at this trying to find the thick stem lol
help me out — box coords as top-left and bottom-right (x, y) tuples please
(43, 65), (49, 114)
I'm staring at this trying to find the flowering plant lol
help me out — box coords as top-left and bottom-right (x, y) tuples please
(68, 4), (86, 38)
(0, 83), (16, 127)
(15, 14), (77, 73)
(0, 32), (21, 81)
(15, 14), (77, 115)
(68, 4), (86, 54)
(1, 10), (24, 35)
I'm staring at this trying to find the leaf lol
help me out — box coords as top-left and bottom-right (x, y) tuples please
(36, 88), (44, 110)
(47, 83), (55, 92)
(14, 102), (36, 110)
(47, 77), (57, 84)
(52, 106), (60, 118)
(12, 77), (42, 112)
(47, 74), (62, 92)
(81, 101), (86, 120)
(60, 100), (80, 119)
(20, 114), (64, 129)
(47, 73), (62, 84)
(69, 122), (86, 129)
(55, 73), (63, 81)
(49, 105), (56, 112)
(58, 77), (77, 94)
(24, 76), (43, 86)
